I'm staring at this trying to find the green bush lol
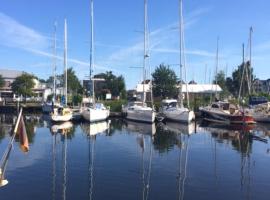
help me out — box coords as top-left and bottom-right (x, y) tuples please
(103, 100), (127, 112)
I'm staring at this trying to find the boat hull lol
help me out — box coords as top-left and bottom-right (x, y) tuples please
(200, 108), (255, 125)
(51, 114), (73, 122)
(163, 109), (195, 123)
(126, 109), (156, 123)
(82, 108), (110, 123)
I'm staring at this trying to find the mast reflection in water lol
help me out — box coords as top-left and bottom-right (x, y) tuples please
(0, 114), (269, 200)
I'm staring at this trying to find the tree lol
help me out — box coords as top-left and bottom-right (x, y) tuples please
(213, 70), (229, 99)
(59, 67), (83, 95)
(11, 73), (35, 100)
(0, 75), (4, 88)
(226, 61), (254, 98)
(152, 64), (178, 98)
(94, 71), (126, 100)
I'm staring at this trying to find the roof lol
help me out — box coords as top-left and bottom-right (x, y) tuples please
(178, 84), (222, 93)
(0, 69), (23, 79)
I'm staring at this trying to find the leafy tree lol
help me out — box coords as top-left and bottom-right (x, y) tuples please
(0, 75), (4, 88)
(94, 71), (126, 100)
(226, 61), (254, 98)
(213, 70), (229, 99)
(11, 73), (35, 100)
(59, 67), (83, 95)
(152, 64), (178, 98)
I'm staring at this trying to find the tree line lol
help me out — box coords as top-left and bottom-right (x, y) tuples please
(0, 68), (126, 103)
(0, 60), (260, 103)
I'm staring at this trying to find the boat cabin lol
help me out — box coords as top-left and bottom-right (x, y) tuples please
(211, 102), (238, 114)
(161, 99), (178, 109)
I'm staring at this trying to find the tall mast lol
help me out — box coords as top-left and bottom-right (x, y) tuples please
(90, 0), (95, 104)
(214, 37), (219, 99)
(178, 0), (183, 107)
(64, 19), (68, 107)
(53, 21), (57, 102)
(142, 0), (148, 104)
(238, 43), (245, 102)
(249, 27), (253, 94)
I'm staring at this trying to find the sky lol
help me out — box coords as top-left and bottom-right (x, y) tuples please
(0, 0), (270, 89)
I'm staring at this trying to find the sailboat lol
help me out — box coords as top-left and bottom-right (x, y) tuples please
(81, 0), (110, 123)
(50, 19), (73, 122)
(199, 37), (255, 125)
(160, 0), (195, 123)
(123, 0), (156, 123)
(42, 22), (60, 114)
(244, 27), (270, 123)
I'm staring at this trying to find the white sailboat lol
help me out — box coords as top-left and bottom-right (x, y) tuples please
(82, 0), (110, 123)
(51, 19), (73, 122)
(124, 0), (156, 123)
(160, 0), (195, 123)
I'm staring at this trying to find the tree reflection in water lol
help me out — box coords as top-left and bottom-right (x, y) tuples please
(153, 123), (181, 153)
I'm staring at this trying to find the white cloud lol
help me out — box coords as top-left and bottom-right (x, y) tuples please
(0, 12), (120, 77)
(0, 12), (47, 49)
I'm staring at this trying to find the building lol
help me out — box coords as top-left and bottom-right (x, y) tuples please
(0, 69), (50, 102)
(132, 79), (222, 101)
(253, 79), (270, 94)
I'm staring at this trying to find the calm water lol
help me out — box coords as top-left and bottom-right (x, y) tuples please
(0, 114), (270, 200)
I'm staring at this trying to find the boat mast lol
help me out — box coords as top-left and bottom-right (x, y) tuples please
(142, 0), (148, 104)
(90, 0), (95, 105)
(238, 43), (245, 102)
(64, 19), (68, 107)
(249, 27), (253, 94)
(178, 0), (183, 107)
(214, 37), (219, 99)
(53, 21), (57, 103)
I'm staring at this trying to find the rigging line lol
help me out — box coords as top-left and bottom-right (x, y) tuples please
(52, 133), (57, 200)
(145, 137), (153, 200)
(62, 133), (67, 200)
(178, 134), (183, 200)
(181, 134), (189, 200)
(89, 137), (95, 200)
(142, 135), (146, 200)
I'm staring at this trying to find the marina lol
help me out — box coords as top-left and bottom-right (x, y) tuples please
(0, 113), (270, 199)
(1, 0), (270, 199)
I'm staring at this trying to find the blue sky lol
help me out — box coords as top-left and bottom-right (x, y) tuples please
(0, 0), (270, 89)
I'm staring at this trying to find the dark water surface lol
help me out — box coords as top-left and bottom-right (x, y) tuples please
(0, 114), (270, 200)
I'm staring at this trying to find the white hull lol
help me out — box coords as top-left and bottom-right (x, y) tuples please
(249, 103), (270, 123)
(164, 121), (195, 135)
(82, 108), (110, 122)
(126, 109), (156, 123)
(125, 120), (156, 135)
(81, 121), (110, 136)
(163, 108), (195, 123)
(51, 114), (73, 122)
(51, 121), (73, 133)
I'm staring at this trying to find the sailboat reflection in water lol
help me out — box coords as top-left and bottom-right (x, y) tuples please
(124, 120), (156, 137)
(82, 121), (110, 200)
(134, 123), (154, 200)
(51, 122), (73, 135)
(49, 121), (71, 200)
